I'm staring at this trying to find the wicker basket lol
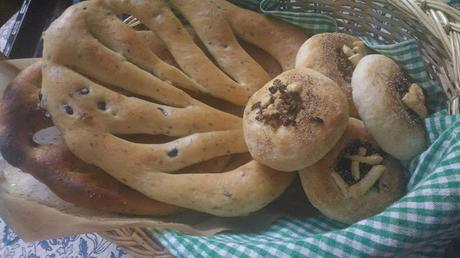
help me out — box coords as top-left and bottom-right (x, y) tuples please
(100, 0), (460, 257)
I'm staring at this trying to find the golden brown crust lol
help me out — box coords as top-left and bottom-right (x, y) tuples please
(0, 62), (180, 216)
(40, 0), (297, 217)
(44, 0), (306, 106)
(136, 31), (179, 68)
(178, 153), (252, 174)
(295, 33), (360, 117)
(137, 28), (282, 117)
(299, 118), (407, 224)
(223, 0), (307, 71)
(0, 62), (251, 215)
(239, 40), (282, 79)
(169, 0), (270, 93)
(243, 68), (349, 172)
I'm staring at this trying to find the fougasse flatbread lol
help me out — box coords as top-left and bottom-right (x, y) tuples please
(1, 0), (309, 218)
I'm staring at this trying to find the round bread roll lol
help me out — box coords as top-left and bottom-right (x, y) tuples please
(351, 54), (427, 160)
(299, 118), (407, 224)
(243, 68), (349, 172)
(295, 33), (367, 118)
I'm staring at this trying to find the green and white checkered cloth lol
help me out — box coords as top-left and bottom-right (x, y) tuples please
(149, 1), (460, 256)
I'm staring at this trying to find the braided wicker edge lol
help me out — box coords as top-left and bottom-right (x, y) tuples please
(388, 0), (460, 115)
(101, 0), (460, 257)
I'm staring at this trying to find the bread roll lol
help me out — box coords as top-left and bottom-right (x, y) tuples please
(243, 68), (349, 171)
(299, 118), (407, 224)
(295, 33), (368, 117)
(351, 54), (427, 160)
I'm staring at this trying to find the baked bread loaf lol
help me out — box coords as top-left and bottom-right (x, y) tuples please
(295, 33), (368, 117)
(40, 0), (299, 217)
(43, 0), (306, 106)
(138, 26), (283, 80)
(137, 27), (282, 117)
(299, 118), (407, 224)
(351, 54), (427, 160)
(0, 6), (287, 215)
(0, 61), (180, 216)
(243, 68), (349, 172)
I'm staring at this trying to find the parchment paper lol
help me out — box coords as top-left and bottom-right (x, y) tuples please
(0, 59), (318, 242)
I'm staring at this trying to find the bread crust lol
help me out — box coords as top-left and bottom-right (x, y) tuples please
(43, 0), (306, 106)
(351, 54), (426, 160)
(40, 0), (298, 216)
(0, 62), (181, 216)
(299, 118), (407, 224)
(295, 33), (360, 117)
(243, 68), (349, 171)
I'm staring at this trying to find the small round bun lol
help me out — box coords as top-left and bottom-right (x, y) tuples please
(295, 33), (364, 117)
(299, 118), (407, 224)
(352, 54), (427, 160)
(243, 68), (349, 172)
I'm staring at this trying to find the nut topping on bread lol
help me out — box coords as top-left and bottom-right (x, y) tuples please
(331, 165), (386, 199)
(244, 68), (349, 172)
(332, 139), (387, 198)
(300, 118), (406, 224)
(352, 54), (427, 160)
(250, 79), (310, 129)
(402, 83), (428, 119)
(344, 153), (384, 165)
(342, 41), (368, 66)
(295, 33), (363, 117)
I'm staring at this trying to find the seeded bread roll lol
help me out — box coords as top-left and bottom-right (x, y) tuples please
(295, 33), (368, 118)
(243, 68), (349, 172)
(351, 54), (427, 160)
(299, 118), (407, 224)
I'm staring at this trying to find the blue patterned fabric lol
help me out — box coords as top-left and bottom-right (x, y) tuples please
(0, 218), (131, 258)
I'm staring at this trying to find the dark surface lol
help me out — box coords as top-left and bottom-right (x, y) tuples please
(3, 0), (73, 58)
(0, 0), (22, 25)
(445, 237), (460, 258)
